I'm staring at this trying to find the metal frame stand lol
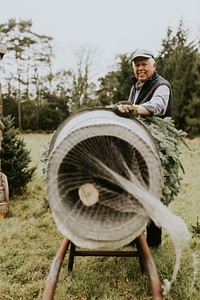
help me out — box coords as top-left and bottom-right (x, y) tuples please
(43, 233), (163, 300)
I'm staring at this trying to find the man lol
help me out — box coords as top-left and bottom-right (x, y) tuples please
(113, 49), (173, 248)
(114, 49), (172, 118)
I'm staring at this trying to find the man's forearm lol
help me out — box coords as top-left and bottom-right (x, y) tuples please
(136, 105), (151, 116)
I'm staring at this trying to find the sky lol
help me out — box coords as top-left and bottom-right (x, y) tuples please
(1, 0), (200, 80)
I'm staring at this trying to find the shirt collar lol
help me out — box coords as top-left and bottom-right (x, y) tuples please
(130, 71), (158, 85)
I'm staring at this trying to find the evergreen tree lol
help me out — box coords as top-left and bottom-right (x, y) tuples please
(185, 96), (200, 136)
(0, 115), (36, 196)
(185, 52), (200, 136)
(96, 53), (133, 106)
(96, 71), (119, 106)
(156, 20), (200, 132)
(113, 54), (133, 103)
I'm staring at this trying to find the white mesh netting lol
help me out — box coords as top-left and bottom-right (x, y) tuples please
(47, 112), (191, 295)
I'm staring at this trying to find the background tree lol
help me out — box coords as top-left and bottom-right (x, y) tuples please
(184, 52), (200, 135)
(37, 91), (70, 131)
(156, 20), (200, 132)
(1, 115), (36, 196)
(112, 54), (133, 103)
(1, 19), (36, 129)
(96, 70), (119, 106)
(0, 18), (54, 129)
(185, 96), (200, 135)
(96, 53), (132, 106)
(1, 18), (200, 135)
(69, 46), (98, 113)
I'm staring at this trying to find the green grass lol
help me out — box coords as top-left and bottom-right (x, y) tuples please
(0, 134), (199, 300)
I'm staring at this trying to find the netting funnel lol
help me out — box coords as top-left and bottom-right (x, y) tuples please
(47, 108), (163, 250)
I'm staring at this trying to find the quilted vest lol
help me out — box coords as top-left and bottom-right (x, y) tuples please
(128, 71), (173, 117)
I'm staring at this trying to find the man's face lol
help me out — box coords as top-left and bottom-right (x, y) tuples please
(132, 57), (156, 83)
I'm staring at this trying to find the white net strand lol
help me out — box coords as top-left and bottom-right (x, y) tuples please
(92, 156), (191, 295)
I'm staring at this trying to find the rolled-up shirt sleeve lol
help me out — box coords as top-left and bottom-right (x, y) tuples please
(141, 85), (170, 116)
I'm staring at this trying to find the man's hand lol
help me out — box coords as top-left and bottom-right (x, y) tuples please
(113, 101), (139, 117)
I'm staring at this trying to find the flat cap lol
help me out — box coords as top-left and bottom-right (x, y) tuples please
(131, 49), (154, 62)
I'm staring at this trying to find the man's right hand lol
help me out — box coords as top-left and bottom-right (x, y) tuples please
(113, 101), (139, 117)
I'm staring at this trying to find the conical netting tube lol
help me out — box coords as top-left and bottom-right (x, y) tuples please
(46, 109), (191, 296)
(47, 119), (163, 249)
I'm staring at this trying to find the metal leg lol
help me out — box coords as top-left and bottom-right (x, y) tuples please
(135, 236), (146, 273)
(137, 234), (163, 300)
(68, 242), (76, 271)
(43, 238), (70, 300)
(43, 234), (163, 300)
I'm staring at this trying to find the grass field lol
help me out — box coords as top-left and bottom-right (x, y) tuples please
(0, 134), (199, 300)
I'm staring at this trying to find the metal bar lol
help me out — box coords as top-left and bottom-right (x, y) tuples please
(43, 238), (70, 300)
(74, 250), (138, 257)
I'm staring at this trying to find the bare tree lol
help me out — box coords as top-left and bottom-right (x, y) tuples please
(68, 45), (98, 113)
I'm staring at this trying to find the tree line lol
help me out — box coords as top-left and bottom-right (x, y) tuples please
(0, 18), (200, 136)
